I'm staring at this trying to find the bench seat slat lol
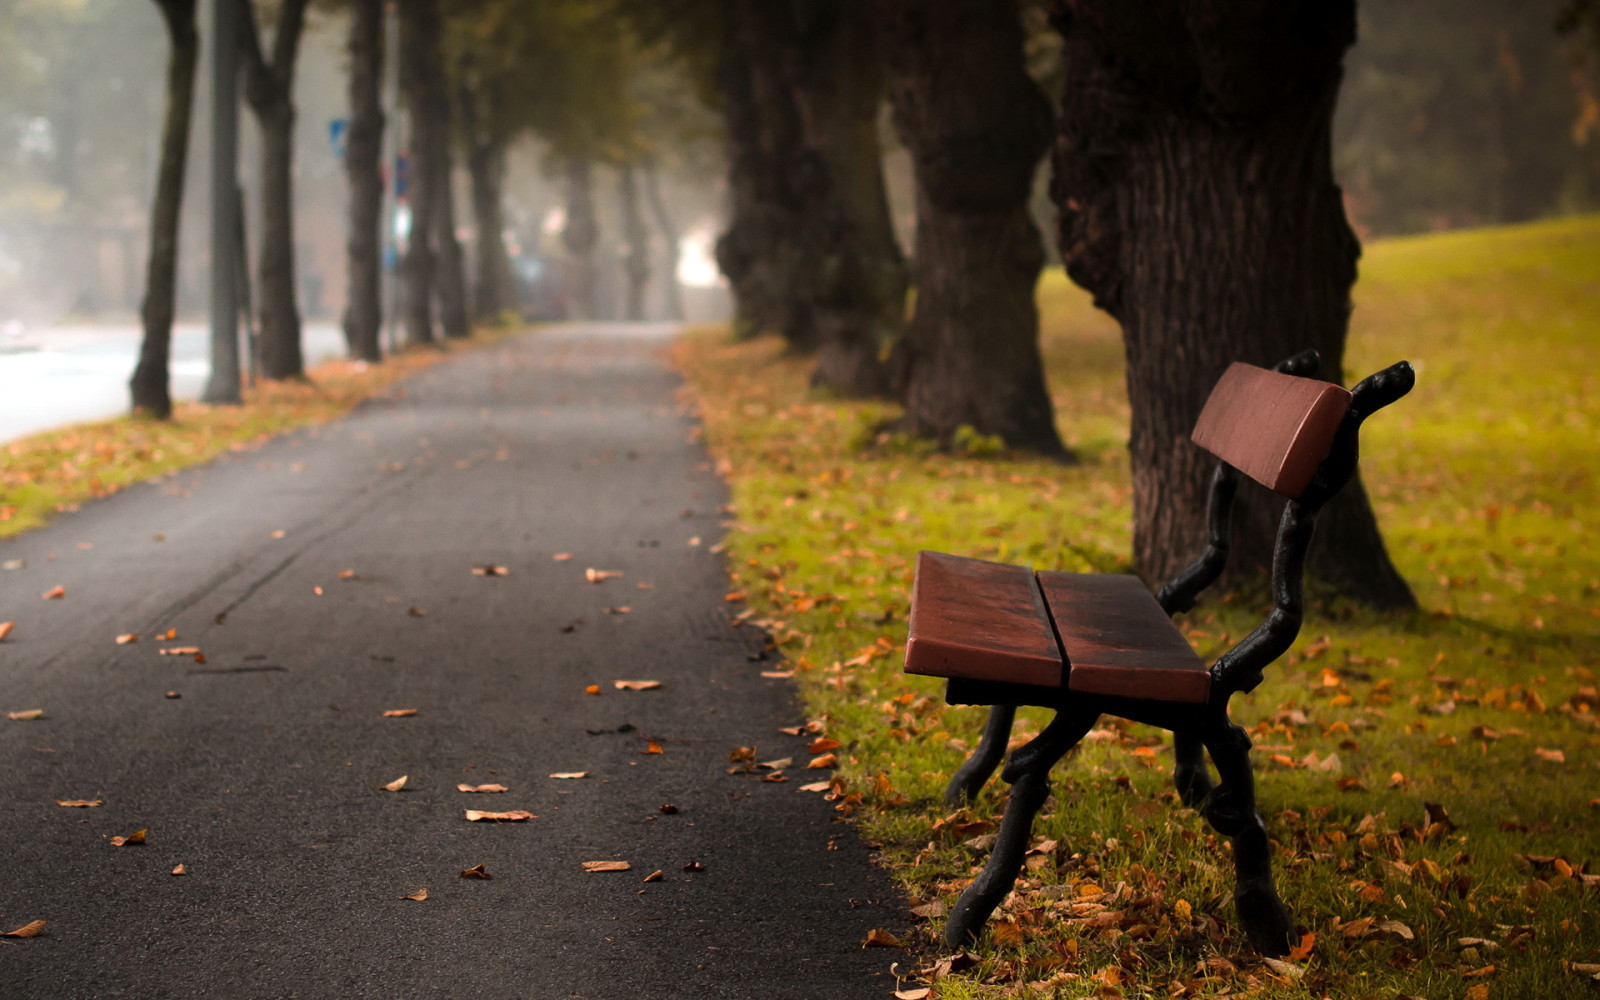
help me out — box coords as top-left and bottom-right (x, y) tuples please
(1036, 571), (1212, 704)
(905, 551), (1063, 688)
(1191, 363), (1353, 498)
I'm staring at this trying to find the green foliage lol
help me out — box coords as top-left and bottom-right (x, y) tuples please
(676, 216), (1600, 997)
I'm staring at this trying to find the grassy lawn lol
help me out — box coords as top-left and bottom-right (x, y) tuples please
(673, 215), (1600, 999)
(0, 336), (505, 540)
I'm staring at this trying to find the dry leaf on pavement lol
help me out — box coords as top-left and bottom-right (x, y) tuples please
(159, 647), (201, 656)
(862, 929), (902, 947)
(42, 586), (65, 600)
(382, 775), (408, 792)
(0, 621), (14, 641)
(171, 864), (187, 876)
(582, 861), (631, 872)
(613, 680), (661, 691)
(109, 829), (147, 847)
(55, 799), (102, 808)
(8, 709), (44, 721)
(584, 684), (601, 695)
(471, 565), (509, 576)
(549, 772), (588, 780)
(644, 741), (664, 754)
(799, 781), (832, 792)
(807, 753), (838, 769)
(399, 888), (428, 901)
(894, 990), (932, 1000)
(643, 870), (664, 883)
(585, 568), (623, 583)
(552, 553), (574, 561)
(460, 864), (492, 879)
(458, 783), (509, 793)
(383, 709), (418, 718)
(463, 809), (533, 822)
(115, 634), (137, 644)
(3, 920), (47, 938)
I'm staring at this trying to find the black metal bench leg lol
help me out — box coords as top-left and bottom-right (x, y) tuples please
(944, 707), (1100, 947)
(1172, 730), (1214, 807)
(1200, 724), (1296, 956)
(944, 704), (1017, 806)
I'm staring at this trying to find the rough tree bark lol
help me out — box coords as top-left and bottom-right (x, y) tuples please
(341, 0), (384, 363)
(429, 80), (470, 340)
(642, 166), (685, 322)
(562, 157), (600, 320)
(618, 164), (650, 321)
(767, 0), (907, 395)
(714, 2), (815, 347)
(130, 0), (199, 419)
(876, 0), (1067, 457)
(239, 0), (310, 381)
(459, 83), (514, 324)
(1050, 0), (1415, 608)
(399, 0), (438, 346)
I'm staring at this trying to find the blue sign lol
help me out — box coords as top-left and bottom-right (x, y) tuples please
(328, 118), (349, 159)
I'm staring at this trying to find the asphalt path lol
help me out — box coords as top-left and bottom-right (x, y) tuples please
(0, 323), (908, 999)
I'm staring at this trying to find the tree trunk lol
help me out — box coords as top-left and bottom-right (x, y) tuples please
(460, 84), (514, 324)
(562, 157), (599, 320)
(1050, 0), (1415, 609)
(240, 0), (309, 382)
(642, 166), (685, 322)
(618, 164), (650, 321)
(131, 0), (199, 419)
(715, 3), (814, 346)
(876, 0), (1067, 457)
(429, 80), (470, 339)
(341, 0), (384, 363)
(769, 0), (906, 396)
(399, 0), (437, 346)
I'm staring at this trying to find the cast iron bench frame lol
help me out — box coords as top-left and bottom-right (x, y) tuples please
(903, 351), (1414, 955)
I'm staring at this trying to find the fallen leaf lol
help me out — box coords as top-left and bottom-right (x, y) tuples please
(807, 753), (838, 769)
(1287, 931), (1316, 962)
(799, 781), (832, 792)
(582, 860), (632, 872)
(269, 530), (286, 539)
(383, 709), (418, 718)
(682, 860), (704, 872)
(109, 828), (148, 847)
(1262, 958), (1304, 980)
(604, 606), (631, 615)
(159, 647), (201, 656)
(584, 684), (601, 695)
(158, 629), (178, 640)
(757, 757), (793, 770)
(809, 737), (842, 754)
(8, 709), (45, 721)
(643, 869), (664, 883)
(909, 901), (946, 919)
(585, 568), (623, 583)
(1465, 985), (1490, 1000)
(548, 772), (588, 780)
(55, 799), (102, 808)
(463, 809), (533, 822)
(760, 671), (794, 679)
(382, 775), (409, 792)
(1375, 919), (1415, 940)
(399, 888), (428, 901)
(471, 565), (509, 576)
(115, 633), (138, 644)
(862, 928), (902, 948)
(613, 680), (661, 691)
(164, 691), (181, 699)
(42, 585), (65, 600)
(459, 864), (492, 879)
(552, 552), (574, 561)
(728, 746), (756, 762)
(407, 607), (426, 617)
(171, 864), (187, 876)
(644, 741), (664, 754)
(337, 569), (357, 579)
(1535, 747), (1566, 763)
(0, 621), (14, 641)
(659, 803), (679, 814)
(457, 784), (510, 793)
(3, 920), (47, 938)
(893, 990), (932, 1000)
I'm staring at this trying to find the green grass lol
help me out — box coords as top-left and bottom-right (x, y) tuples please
(674, 214), (1600, 999)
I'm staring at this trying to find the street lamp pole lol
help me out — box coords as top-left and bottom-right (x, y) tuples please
(203, 0), (242, 404)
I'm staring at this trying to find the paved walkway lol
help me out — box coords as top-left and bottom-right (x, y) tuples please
(0, 324), (906, 999)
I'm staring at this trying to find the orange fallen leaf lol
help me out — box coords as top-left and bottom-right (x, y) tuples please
(3, 920), (47, 938)
(110, 828), (148, 847)
(269, 530), (286, 539)
(1465, 985), (1490, 1000)
(458, 784), (510, 793)
(582, 861), (632, 872)
(585, 568), (623, 583)
(760, 671), (794, 679)
(643, 869), (664, 883)
(159, 647), (201, 656)
(604, 606), (631, 615)
(645, 741), (664, 754)
(552, 553), (574, 561)
(471, 565), (509, 576)
(1535, 747), (1566, 763)
(1287, 931), (1316, 962)
(459, 864), (492, 879)
(894, 990), (932, 1000)
(171, 864), (187, 876)
(115, 633), (138, 644)
(337, 569), (357, 579)
(158, 628), (178, 640)
(407, 607), (426, 617)
(584, 684), (602, 695)
(382, 775), (409, 792)
(165, 691), (181, 699)
(42, 585), (65, 600)
(383, 709), (418, 718)
(0, 621), (14, 641)
(809, 737), (842, 754)
(613, 680), (661, 691)
(548, 772), (588, 780)
(55, 799), (102, 808)
(807, 753), (838, 769)
(799, 781), (832, 792)
(862, 928), (902, 947)
(8, 709), (44, 721)
(399, 888), (428, 901)
(463, 809), (533, 822)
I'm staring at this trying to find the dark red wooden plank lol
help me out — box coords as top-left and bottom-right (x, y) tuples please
(1036, 571), (1211, 704)
(905, 551), (1063, 687)
(1190, 363), (1353, 498)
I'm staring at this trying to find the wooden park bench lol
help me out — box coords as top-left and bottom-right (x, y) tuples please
(903, 351), (1414, 955)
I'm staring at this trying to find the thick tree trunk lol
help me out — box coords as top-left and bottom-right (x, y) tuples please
(769, 0), (906, 396)
(399, 0), (438, 346)
(341, 0), (384, 363)
(429, 86), (470, 340)
(876, 0), (1067, 457)
(1050, 0), (1415, 609)
(618, 165), (650, 321)
(131, 0), (198, 419)
(642, 166), (685, 323)
(562, 157), (599, 320)
(466, 135), (513, 323)
(715, 3), (815, 346)
(240, 0), (309, 382)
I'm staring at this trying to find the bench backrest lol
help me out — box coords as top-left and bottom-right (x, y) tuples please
(1190, 363), (1353, 499)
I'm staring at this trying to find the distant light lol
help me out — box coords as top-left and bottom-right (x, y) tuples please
(677, 229), (723, 289)
(542, 207), (566, 235)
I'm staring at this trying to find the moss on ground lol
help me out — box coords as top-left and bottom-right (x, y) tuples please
(674, 215), (1600, 999)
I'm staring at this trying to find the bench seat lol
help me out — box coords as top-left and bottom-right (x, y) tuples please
(905, 551), (1210, 704)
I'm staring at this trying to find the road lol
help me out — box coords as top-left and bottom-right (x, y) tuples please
(0, 323), (907, 999)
